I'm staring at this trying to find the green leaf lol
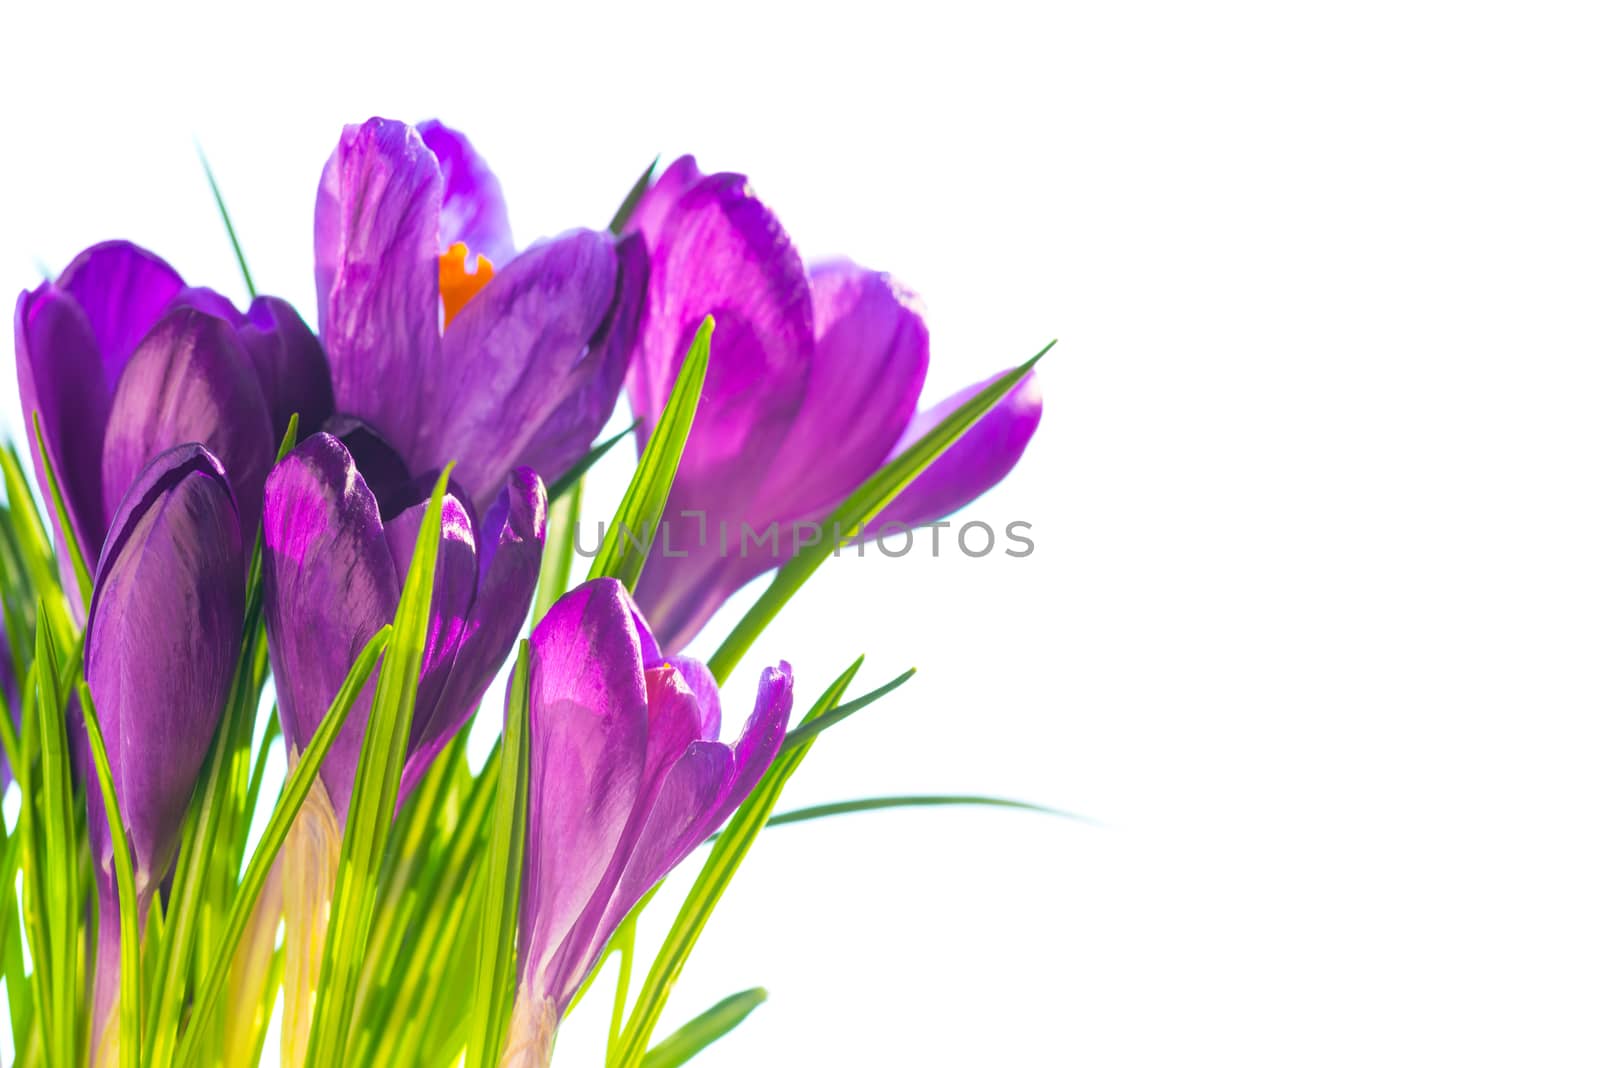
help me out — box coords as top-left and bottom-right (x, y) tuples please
(0, 442), (72, 630)
(465, 640), (533, 1068)
(306, 465), (453, 1065)
(31, 411), (93, 609)
(77, 683), (143, 1068)
(548, 419), (639, 502)
(612, 657), (864, 1067)
(609, 156), (661, 235)
(197, 144), (257, 300)
(641, 988), (767, 1068)
(32, 610), (82, 1066)
(779, 667), (915, 752)
(707, 342), (1054, 684)
(765, 794), (1082, 830)
(588, 316), (712, 590)
(172, 625), (391, 1068)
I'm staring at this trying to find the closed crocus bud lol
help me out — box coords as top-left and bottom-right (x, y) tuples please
(262, 430), (548, 817)
(13, 242), (326, 601)
(314, 117), (646, 512)
(501, 579), (793, 1068)
(84, 443), (247, 1042)
(623, 158), (1043, 652)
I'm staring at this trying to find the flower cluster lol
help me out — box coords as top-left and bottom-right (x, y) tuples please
(2, 116), (1042, 1068)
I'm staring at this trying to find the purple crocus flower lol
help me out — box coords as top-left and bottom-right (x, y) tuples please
(84, 443), (247, 1040)
(261, 430), (547, 819)
(501, 579), (793, 1066)
(13, 241), (330, 598)
(314, 117), (646, 512)
(623, 157), (1044, 651)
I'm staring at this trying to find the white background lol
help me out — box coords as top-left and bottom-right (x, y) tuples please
(3, 1), (1599, 1064)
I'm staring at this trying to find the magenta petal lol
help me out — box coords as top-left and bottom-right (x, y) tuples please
(864, 369), (1044, 536)
(520, 579), (651, 1004)
(261, 433), (400, 819)
(628, 172), (812, 486)
(315, 117), (443, 462)
(170, 286), (244, 325)
(420, 229), (622, 509)
(405, 468), (547, 797)
(85, 444), (245, 886)
(238, 297), (334, 442)
(755, 260), (929, 520)
(625, 154), (704, 251)
(56, 241), (185, 382)
(668, 656), (722, 740)
(100, 307), (275, 543)
(15, 285), (115, 564)
(417, 119), (514, 265)
(380, 487), (478, 765)
(590, 661), (793, 971)
(505, 232), (647, 498)
(624, 173), (815, 650)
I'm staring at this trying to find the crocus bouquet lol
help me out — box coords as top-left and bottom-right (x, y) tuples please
(0, 117), (1047, 1067)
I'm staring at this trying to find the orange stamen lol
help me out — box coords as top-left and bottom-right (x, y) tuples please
(439, 241), (495, 326)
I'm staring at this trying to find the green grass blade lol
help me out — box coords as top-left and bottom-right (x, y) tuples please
(197, 144), (257, 300)
(609, 156), (661, 235)
(306, 465), (452, 1065)
(764, 794), (1083, 830)
(778, 667), (915, 752)
(587, 316), (712, 590)
(0, 442), (72, 627)
(612, 657), (864, 1067)
(548, 420), (638, 502)
(31, 411), (93, 608)
(172, 625), (391, 1068)
(465, 640), (533, 1068)
(707, 342), (1054, 684)
(641, 988), (767, 1068)
(32, 609), (82, 1066)
(77, 683), (143, 1068)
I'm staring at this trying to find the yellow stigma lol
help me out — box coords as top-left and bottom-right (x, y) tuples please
(439, 241), (495, 326)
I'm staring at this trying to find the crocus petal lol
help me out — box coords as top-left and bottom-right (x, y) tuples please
(417, 119), (514, 265)
(625, 154), (704, 252)
(323, 414), (413, 512)
(261, 432), (400, 819)
(315, 117), (443, 463)
(15, 285), (114, 562)
(405, 468), (547, 797)
(624, 173), (815, 650)
(506, 232), (648, 497)
(753, 260), (930, 521)
(863, 369), (1044, 536)
(238, 297), (334, 442)
(586, 661), (793, 987)
(628, 171), (812, 489)
(418, 229), (623, 508)
(56, 241), (185, 382)
(85, 444), (245, 887)
(100, 307), (275, 542)
(380, 486), (478, 765)
(170, 286), (244, 325)
(668, 655), (722, 740)
(520, 579), (651, 1002)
